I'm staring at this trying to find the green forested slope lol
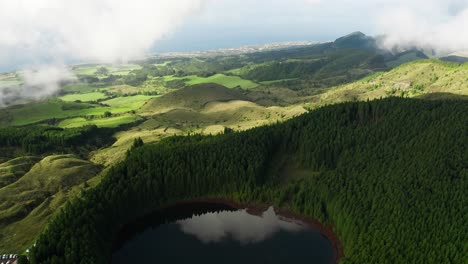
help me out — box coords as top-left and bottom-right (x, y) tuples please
(30, 98), (467, 263)
(0, 125), (116, 158)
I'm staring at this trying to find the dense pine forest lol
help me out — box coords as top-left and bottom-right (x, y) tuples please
(29, 98), (467, 263)
(0, 126), (116, 158)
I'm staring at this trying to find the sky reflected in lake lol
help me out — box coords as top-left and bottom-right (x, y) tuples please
(112, 204), (333, 264)
(177, 206), (304, 244)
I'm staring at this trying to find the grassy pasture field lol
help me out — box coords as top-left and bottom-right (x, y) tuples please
(3, 100), (133, 126)
(72, 64), (142, 76)
(102, 95), (157, 109)
(1, 92), (155, 127)
(104, 83), (169, 96)
(61, 83), (100, 93)
(58, 114), (141, 128)
(59, 92), (108, 102)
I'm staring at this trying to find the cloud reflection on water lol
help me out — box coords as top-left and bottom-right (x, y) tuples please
(177, 206), (305, 244)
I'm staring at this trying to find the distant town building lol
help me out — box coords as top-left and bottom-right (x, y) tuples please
(0, 254), (19, 264)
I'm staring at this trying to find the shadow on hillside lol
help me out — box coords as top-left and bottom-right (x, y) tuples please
(416, 93), (468, 100)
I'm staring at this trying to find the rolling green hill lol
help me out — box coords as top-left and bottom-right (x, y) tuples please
(385, 50), (428, 68)
(440, 52), (468, 63)
(315, 60), (468, 106)
(142, 83), (248, 113)
(163, 74), (259, 89)
(90, 83), (305, 166)
(333, 31), (376, 49)
(0, 157), (41, 188)
(232, 48), (382, 89)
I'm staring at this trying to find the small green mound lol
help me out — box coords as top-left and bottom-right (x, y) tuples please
(101, 95), (156, 110)
(163, 74), (259, 89)
(385, 50), (428, 68)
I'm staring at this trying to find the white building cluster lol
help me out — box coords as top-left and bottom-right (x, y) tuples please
(0, 254), (18, 264)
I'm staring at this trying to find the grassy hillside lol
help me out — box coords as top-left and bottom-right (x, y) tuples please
(232, 49), (381, 89)
(57, 114), (142, 129)
(315, 60), (468, 106)
(385, 50), (428, 68)
(0, 100), (131, 126)
(59, 92), (109, 102)
(0, 155), (101, 252)
(101, 95), (157, 109)
(0, 157), (41, 188)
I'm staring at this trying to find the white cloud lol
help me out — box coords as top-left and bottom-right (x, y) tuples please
(0, 0), (205, 106)
(304, 0), (322, 4)
(177, 207), (305, 244)
(0, 65), (75, 107)
(0, 0), (205, 66)
(375, 0), (468, 53)
(21, 65), (76, 98)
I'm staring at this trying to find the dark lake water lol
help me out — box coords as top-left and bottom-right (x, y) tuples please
(112, 203), (333, 264)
